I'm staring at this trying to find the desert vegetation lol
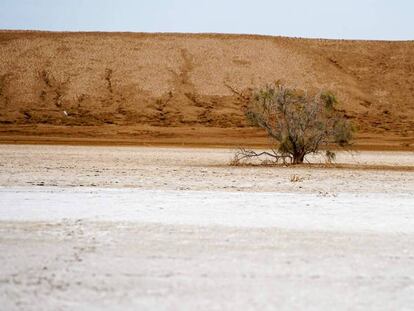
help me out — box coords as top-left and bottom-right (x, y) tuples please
(231, 83), (353, 165)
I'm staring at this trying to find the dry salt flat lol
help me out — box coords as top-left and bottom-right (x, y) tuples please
(0, 145), (413, 310)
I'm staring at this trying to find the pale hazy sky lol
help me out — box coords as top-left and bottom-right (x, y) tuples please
(0, 0), (413, 40)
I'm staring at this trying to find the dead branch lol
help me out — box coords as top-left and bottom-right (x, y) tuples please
(231, 147), (292, 166)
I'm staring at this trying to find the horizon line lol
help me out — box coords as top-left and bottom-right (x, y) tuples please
(1, 29), (413, 43)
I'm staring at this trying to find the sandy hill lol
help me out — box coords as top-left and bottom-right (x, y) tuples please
(0, 31), (413, 148)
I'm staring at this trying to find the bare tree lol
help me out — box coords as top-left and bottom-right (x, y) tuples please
(232, 83), (353, 165)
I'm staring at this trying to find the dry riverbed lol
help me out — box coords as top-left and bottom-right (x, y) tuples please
(0, 145), (413, 310)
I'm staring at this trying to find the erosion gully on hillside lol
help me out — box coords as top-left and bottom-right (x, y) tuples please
(0, 31), (413, 149)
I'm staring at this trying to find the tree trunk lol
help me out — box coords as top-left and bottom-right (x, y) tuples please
(292, 152), (305, 164)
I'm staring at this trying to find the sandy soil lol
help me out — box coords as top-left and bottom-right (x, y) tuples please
(0, 124), (413, 151)
(1, 31), (413, 148)
(0, 145), (414, 310)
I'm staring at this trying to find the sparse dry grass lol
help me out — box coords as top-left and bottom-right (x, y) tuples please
(290, 175), (304, 182)
(227, 159), (414, 172)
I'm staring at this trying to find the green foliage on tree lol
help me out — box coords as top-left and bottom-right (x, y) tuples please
(236, 83), (353, 165)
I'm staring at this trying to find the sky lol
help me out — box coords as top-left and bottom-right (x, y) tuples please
(0, 0), (413, 40)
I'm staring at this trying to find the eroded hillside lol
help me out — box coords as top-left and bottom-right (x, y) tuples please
(0, 31), (413, 147)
